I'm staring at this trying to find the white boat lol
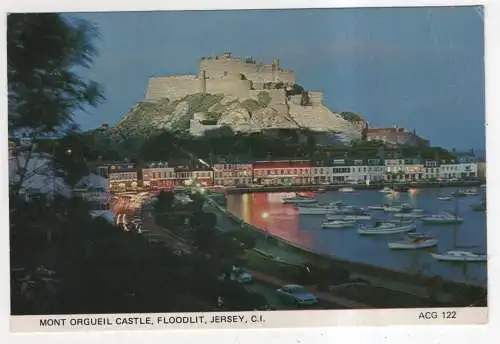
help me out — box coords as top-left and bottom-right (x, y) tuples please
(383, 205), (402, 212)
(367, 204), (388, 210)
(463, 188), (479, 196)
(282, 196), (317, 204)
(431, 250), (486, 262)
(326, 214), (372, 221)
(438, 196), (453, 201)
(394, 212), (424, 218)
(388, 234), (438, 249)
(421, 213), (464, 224)
(321, 220), (356, 228)
(338, 187), (355, 193)
(379, 187), (394, 194)
(357, 222), (417, 235)
(298, 207), (331, 215)
(480, 184), (486, 189)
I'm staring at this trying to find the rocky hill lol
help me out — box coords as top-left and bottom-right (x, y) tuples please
(103, 91), (366, 145)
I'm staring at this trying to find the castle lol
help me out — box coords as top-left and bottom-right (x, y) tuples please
(143, 52), (364, 142)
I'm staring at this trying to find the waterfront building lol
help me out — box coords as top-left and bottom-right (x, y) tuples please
(252, 160), (312, 185)
(384, 158), (405, 181)
(108, 163), (138, 191)
(173, 166), (213, 186)
(141, 162), (176, 189)
(423, 160), (441, 181)
(213, 163), (253, 186)
(477, 162), (486, 181)
(366, 126), (430, 147)
(312, 159), (385, 184)
(439, 163), (478, 180)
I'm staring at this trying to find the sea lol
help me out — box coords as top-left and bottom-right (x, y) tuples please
(226, 187), (487, 287)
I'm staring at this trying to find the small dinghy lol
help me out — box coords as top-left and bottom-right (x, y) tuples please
(379, 187), (394, 194)
(388, 233), (438, 249)
(431, 250), (486, 262)
(438, 195), (454, 201)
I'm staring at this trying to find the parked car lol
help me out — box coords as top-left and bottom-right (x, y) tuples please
(218, 266), (253, 284)
(276, 284), (318, 305)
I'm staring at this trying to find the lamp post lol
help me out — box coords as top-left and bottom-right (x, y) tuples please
(261, 212), (269, 251)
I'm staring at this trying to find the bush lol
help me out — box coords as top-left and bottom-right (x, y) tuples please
(257, 91), (271, 107)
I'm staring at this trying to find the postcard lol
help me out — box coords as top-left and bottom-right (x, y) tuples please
(6, 4), (488, 333)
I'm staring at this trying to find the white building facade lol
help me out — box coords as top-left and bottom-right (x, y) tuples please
(439, 163), (478, 180)
(313, 159), (385, 184)
(213, 163), (253, 186)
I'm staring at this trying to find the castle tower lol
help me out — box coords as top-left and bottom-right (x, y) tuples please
(201, 70), (207, 96)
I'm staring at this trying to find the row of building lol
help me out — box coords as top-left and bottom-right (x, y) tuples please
(96, 158), (486, 191)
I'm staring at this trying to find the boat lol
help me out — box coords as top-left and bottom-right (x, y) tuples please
(379, 187), (394, 194)
(321, 220), (356, 228)
(431, 251), (486, 262)
(367, 204), (388, 211)
(463, 188), (479, 196)
(480, 184), (486, 189)
(357, 221), (417, 235)
(383, 205), (402, 212)
(393, 212), (424, 218)
(421, 213), (464, 224)
(437, 195), (454, 201)
(338, 187), (355, 193)
(451, 189), (467, 197)
(388, 234), (438, 249)
(326, 214), (372, 221)
(282, 196), (317, 204)
(298, 207), (331, 215)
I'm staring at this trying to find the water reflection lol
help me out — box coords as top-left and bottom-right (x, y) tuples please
(226, 188), (487, 286)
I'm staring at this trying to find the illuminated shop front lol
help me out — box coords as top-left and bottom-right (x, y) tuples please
(252, 160), (312, 186)
(142, 164), (176, 190)
(213, 163), (253, 186)
(107, 164), (138, 191)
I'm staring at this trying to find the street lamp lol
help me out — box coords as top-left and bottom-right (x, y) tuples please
(261, 212), (270, 251)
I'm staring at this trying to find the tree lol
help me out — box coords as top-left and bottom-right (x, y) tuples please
(8, 13), (104, 196)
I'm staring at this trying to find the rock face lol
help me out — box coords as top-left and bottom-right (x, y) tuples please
(109, 91), (365, 144)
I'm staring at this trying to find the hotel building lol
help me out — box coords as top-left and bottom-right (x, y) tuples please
(141, 162), (176, 189)
(108, 163), (138, 191)
(252, 160), (312, 185)
(213, 163), (253, 186)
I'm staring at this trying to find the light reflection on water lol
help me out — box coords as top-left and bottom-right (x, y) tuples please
(226, 188), (487, 286)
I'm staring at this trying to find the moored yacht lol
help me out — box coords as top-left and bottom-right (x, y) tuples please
(321, 220), (356, 229)
(393, 212), (424, 218)
(431, 251), (486, 262)
(326, 213), (372, 221)
(282, 195), (317, 204)
(379, 187), (394, 194)
(388, 233), (438, 249)
(338, 187), (355, 193)
(357, 221), (416, 235)
(421, 213), (464, 224)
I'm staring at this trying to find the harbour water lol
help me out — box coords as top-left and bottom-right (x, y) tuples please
(226, 187), (487, 286)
